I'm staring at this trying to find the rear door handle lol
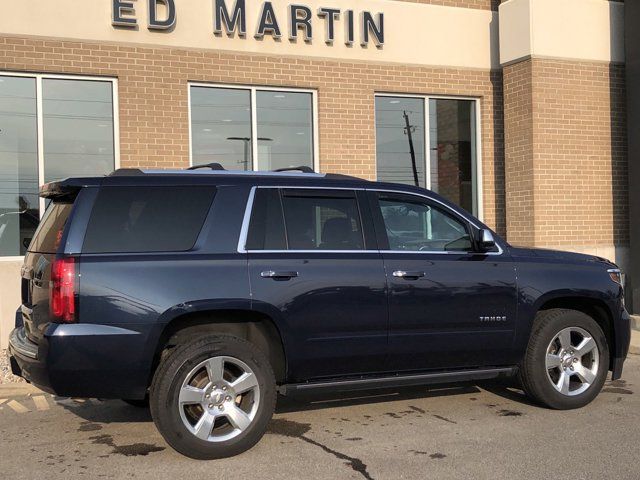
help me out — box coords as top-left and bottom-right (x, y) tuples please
(392, 270), (425, 279)
(261, 270), (299, 280)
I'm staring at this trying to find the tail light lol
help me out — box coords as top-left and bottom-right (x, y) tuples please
(50, 257), (77, 323)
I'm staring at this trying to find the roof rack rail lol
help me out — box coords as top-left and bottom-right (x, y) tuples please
(188, 163), (226, 171)
(273, 166), (315, 174)
(109, 168), (144, 176)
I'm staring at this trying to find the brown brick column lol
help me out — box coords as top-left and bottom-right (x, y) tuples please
(502, 56), (628, 263)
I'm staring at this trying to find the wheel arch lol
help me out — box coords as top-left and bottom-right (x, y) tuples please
(150, 309), (288, 386)
(536, 296), (615, 371)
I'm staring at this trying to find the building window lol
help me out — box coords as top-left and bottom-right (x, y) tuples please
(189, 85), (316, 172)
(0, 73), (118, 257)
(375, 95), (479, 216)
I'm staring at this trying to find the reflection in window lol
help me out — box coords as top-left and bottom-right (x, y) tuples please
(43, 79), (115, 182)
(0, 75), (117, 257)
(375, 96), (426, 187)
(379, 194), (472, 252)
(429, 99), (475, 213)
(189, 86), (315, 172)
(256, 91), (313, 171)
(190, 87), (252, 170)
(0, 76), (39, 256)
(375, 96), (478, 215)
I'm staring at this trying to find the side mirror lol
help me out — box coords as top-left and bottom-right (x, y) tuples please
(478, 229), (496, 252)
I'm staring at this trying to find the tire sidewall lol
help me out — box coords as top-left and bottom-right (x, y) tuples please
(528, 311), (609, 410)
(150, 335), (276, 459)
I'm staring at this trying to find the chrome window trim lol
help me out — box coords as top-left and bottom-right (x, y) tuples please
(237, 186), (504, 256)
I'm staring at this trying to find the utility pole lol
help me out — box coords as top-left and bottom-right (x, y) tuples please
(403, 111), (420, 187)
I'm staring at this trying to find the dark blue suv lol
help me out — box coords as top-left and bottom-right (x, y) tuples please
(8, 166), (631, 459)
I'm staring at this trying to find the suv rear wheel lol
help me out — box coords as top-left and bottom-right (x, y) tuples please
(150, 334), (276, 459)
(520, 309), (609, 409)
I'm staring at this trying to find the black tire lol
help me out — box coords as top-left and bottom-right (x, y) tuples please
(122, 398), (149, 408)
(150, 334), (276, 459)
(519, 308), (609, 410)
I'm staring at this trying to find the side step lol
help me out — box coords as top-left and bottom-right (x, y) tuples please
(278, 367), (517, 395)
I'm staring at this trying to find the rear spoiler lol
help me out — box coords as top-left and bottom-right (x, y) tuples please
(40, 177), (103, 200)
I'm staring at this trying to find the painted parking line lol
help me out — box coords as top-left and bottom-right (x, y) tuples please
(7, 400), (29, 413)
(32, 395), (50, 411)
(0, 398), (7, 407)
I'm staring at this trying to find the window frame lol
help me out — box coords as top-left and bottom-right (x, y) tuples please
(0, 71), (120, 260)
(237, 186), (502, 255)
(238, 186), (377, 254)
(373, 93), (483, 220)
(372, 191), (475, 254)
(188, 83), (319, 172)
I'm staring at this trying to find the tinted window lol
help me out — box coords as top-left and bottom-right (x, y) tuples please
(378, 194), (471, 252)
(0, 76), (39, 256)
(83, 186), (215, 253)
(245, 189), (286, 250)
(256, 91), (313, 170)
(28, 202), (73, 253)
(281, 190), (364, 250)
(43, 79), (115, 182)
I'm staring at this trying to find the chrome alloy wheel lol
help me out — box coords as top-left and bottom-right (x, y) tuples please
(178, 356), (260, 442)
(545, 327), (599, 397)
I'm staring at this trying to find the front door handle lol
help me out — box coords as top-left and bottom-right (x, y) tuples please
(261, 270), (299, 280)
(392, 270), (425, 279)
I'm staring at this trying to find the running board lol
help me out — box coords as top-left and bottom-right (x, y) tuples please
(278, 367), (517, 395)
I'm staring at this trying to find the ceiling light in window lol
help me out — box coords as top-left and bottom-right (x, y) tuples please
(389, 100), (400, 104)
(97, 124), (109, 128)
(274, 94), (286, 99)
(296, 132), (305, 135)
(222, 119), (232, 122)
(203, 128), (212, 132)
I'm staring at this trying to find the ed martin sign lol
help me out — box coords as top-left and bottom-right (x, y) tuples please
(112, 0), (384, 47)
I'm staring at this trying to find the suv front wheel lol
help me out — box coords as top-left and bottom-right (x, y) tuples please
(519, 308), (609, 409)
(150, 334), (276, 459)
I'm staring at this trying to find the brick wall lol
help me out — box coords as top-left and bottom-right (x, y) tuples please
(0, 35), (506, 233)
(532, 59), (627, 248)
(503, 59), (535, 246)
(504, 57), (628, 248)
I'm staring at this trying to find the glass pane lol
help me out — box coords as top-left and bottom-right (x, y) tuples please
(375, 96), (426, 187)
(0, 76), (39, 256)
(28, 202), (73, 254)
(379, 194), (472, 252)
(256, 91), (313, 171)
(43, 79), (115, 182)
(281, 191), (363, 250)
(245, 189), (286, 250)
(429, 99), (476, 213)
(83, 186), (216, 253)
(190, 87), (252, 170)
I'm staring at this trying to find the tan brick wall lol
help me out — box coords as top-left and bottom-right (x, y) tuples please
(504, 57), (628, 249)
(503, 59), (535, 246)
(0, 35), (506, 233)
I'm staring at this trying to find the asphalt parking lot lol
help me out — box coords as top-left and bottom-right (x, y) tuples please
(0, 354), (638, 480)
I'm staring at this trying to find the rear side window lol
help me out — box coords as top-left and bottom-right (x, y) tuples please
(28, 202), (73, 253)
(245, 188), (365, 251)
(83, 186), (215, 253)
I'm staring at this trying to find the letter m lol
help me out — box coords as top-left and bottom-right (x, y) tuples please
(214, 0), (246, 36)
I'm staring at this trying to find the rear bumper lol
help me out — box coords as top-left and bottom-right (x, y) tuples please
(8, 323), (152, 399)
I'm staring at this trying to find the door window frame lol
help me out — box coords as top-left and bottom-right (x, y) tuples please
(238, 186), (378, 254)
(374, 93), (483, 220)
(188, 83), (320, 172)
(0, 71), (120, 260)
(237, 186), (502, 255)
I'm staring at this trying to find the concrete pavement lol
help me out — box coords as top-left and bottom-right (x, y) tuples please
(0, 354), (638, 480)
